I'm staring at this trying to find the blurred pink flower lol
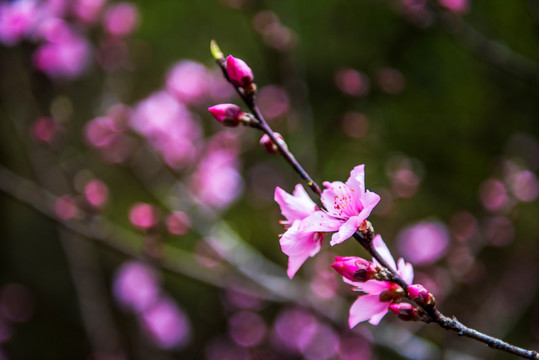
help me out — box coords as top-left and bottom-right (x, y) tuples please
(54, 195), (80, 220)
(509, 170), (539, 202)
(166, 60), (209, 105)
(84, 179), (108, 209)
(165, 211), (191, 236)
(275, 184), (322, 278)
(272, 308), (318, 354)
(132, 91), (201, 169)
(128, 203), (158, 229)
(346, 235), (414, 327)
(102, 2), (139, 37)
(113, 261), (159, 312)
(31, 116), (56, 143)
(191, 144), (243, 210)
(140, 296), (191, 349)
(258, 86), (289, 119)
(479, 178), (508, 212)
(43, 0), (68, 18)
(302, 164), (380, 246)
(73, 0), (106, 24)
(33, 24), (91, 79)
(334, 68), (370, 97)
(0, 0), (39, 46)
(228, 311), (267, 347)
(438, 0), (469, 14)
(396, 220), (449, 265)
(84, 113), (132, 163)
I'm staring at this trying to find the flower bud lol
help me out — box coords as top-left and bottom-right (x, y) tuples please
(208, 104), (245, 127)
(259, 133), (285, 154)
(388, 302), (419, 321)
(210, 40), (224, 61)
(407, 284), (434, 306)
(226, 55), (254, 89)
(331, 256), (378, 283)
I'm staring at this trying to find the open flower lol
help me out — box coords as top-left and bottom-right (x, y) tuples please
(275, 184), (324, 278)
(302, 164), (380, 246)
(332, 235), (414, 327)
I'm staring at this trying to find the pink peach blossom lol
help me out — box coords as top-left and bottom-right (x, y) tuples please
(302, 164), (380, 246)
(275, 184), (322, 278)
(341, 235), (414, 327)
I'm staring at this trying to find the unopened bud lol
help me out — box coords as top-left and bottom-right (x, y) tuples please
(226, 55), (254, 89)
(389, 302), (419, 321)
(208, 104), (246, 127)
(407, 284), (435, 306)
(331, 256), (378, 283)
(259, 133), (286, 154)
(210, 40), (224, 61)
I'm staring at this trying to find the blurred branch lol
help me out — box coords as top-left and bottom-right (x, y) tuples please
(439, 13), (539, 86)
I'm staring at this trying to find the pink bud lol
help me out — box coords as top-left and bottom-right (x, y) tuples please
(84, 179), (109, 209)
(388, 302), (419, 321)
(226, 55), (254, 89)
(407, 284), (434, 305)
(166, 211), (191, 236)
(259, 133), (285, 154)
(208, 104), (245, 127)
(129, 203), (157, 229)
(330, 256), (378, 282)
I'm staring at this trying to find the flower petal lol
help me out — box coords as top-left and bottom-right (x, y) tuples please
(330, 216), (361, 246)
(320, 181), (346, 215)
(372, 235), (397, 272)
(300, 211), (343, 233)
(397, 258), (414, 285)
(349, 295), (390, 328)
(279, 222), (321, 278)
(345, 164), (366, 193)
(275, 185), (317, 223)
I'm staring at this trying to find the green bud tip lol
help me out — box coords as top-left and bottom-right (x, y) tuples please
(210, 40), (224, 61)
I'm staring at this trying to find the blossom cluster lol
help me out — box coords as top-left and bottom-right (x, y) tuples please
(0, 0), (139, 78)
(274, 164), (422, 327)
(275, 164), (380, 278)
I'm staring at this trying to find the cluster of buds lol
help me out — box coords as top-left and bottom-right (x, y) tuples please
(208, 42), (290, 154)
(208, 41), (256, 128)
